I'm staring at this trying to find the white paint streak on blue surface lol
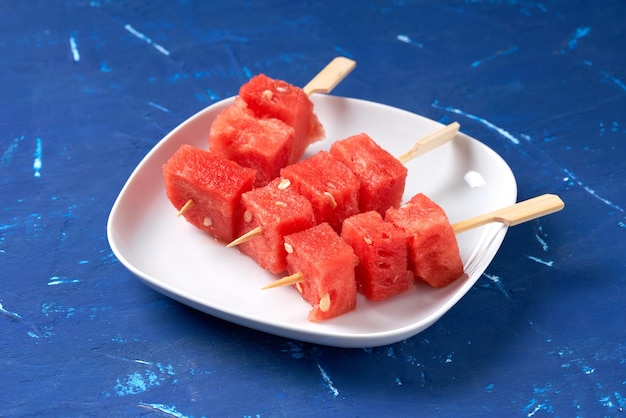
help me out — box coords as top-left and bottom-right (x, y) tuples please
(397, 34), (423, 47)
(69, 36), (80, 61)
(582, 365), (595, 374)
(471, 45), (519, 68)
(48, 276), (81, 286)
(281, 341), (305, 359)
(564, 168), (625, 214)
(124, 24), (170, 56)
(568, 27), (590, 50)
(138, 403), (189, 418)
(526, 256), (554, 267)
(432, 101), (521, 144)
(535, 234), (549, 251)
(1, 135), (23, 166)
(317, 363), (339, 397)
(482, 273), (511, 298)
(33, 137), (43, 177)
(114, 371), (160, 396)
(148, 101), (170, 113)
(206, 89), (220, 101)
(582, 59), (626, 92)
(0, 301), (22, 320)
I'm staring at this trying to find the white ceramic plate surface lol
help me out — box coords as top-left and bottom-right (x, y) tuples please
(107, 95), (517, 348)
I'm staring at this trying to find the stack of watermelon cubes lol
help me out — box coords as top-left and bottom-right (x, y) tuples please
(163, 70), (467, 322)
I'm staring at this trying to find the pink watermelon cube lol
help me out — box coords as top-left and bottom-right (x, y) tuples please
(330, 133), (408, 216)
(239, 74), (325, 163)
(163, 144), (257, 243)
(385, 193), (464, 288)
(284, 223), (357, 321)
(238, 177), (316, 274)
(341, 211), (412, 301)
(280, 151), (360, 232)
(209, 97), (295, 187)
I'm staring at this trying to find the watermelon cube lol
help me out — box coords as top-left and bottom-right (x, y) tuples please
(280, 151), (360, 232)
(239, 74), (325, 163)
(385, 193), (464, 288)
(341, 211), (412, 301)
(284, 223), (357, 321)
(330, 133), (408, 216)
(238, 177), (316, 274)
(209, 97), (295, 187)
(163, 144), (256, 243)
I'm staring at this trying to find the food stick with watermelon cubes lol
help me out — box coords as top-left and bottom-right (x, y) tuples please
(227, 122), (460, 247)
(265, 194), (564, 304)
(177, 57), (355, 217)
(209, 57), (356, 187)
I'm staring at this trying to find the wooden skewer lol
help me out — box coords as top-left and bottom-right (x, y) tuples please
(302, 57), (357, 96)
(226, 225), (263, 248)
(261, 272), (304, 290)
(175, 58), (355, 219)
(451, 193), (565, 234)
(396, 122), (459, 164)
(263, 194), (565, 289)
(177, 199), (195, 217)
(226, 122), (460, 247)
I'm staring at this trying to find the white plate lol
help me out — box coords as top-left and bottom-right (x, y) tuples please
(107, 95), (517, 348)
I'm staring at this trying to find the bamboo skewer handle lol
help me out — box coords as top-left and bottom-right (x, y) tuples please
(397, 122), (460, 164)
(302, 57), (357, 96)
(451, 194), (565, 234)
(263, 194), (564, 290)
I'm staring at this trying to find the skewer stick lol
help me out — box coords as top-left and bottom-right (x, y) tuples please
(261, 272), (304, 290)
(396, 122), (460, 164)
(302, 57), (357, 96)
(263, 194), (564, 289)
(226, 122), (461, 247)
(177, 199), (194, 217)
(451, 194), (564, 234)
(226, 226), (263, 248)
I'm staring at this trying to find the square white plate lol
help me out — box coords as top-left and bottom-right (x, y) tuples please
(107, 95), (516, 348)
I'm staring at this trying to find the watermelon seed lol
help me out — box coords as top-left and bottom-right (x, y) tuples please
(277, 178), (291, 190)
(323, 192), (337, 208)
(243, 210), (252, 223)
(262, 89), (274, 100)
(319, 293), (331, 312)
(363, 237), (373, 245)
(275, 201), (287, 207)
(284, 243), (294, 254)
(203, 217), (212, 227)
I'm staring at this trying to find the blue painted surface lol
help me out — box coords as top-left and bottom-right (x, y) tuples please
(1, 1), (625, 416)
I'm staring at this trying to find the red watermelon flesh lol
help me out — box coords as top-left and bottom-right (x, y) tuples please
(238, 178), (316, 274)
(341, 211), (412, 301)
(280, 151), (360, 232)
(209, 97), (295, 187)
(330, 133), (408, 216)
(283, 223), (357, 321)
(163, 144), (257, 243)
(385, 193), (464, 288)
(239, 74), (325, 163)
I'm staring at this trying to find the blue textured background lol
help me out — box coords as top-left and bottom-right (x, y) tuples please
(1, 1), (625, 416)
